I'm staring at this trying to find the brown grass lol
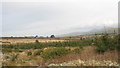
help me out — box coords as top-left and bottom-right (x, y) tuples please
(2, 39), (66, 45)
(45, 46), (118, 65)
(2, 46), (118, 66)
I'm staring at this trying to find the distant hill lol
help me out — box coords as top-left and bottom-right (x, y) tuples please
(57, 28), (119, 37)
(93, 28), (118, 34)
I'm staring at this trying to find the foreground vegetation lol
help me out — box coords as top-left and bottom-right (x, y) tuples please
(94, 34), (119, 53)
(2, 34), (119, 53)
(2, 39), (91, 51)
(1, 34), (119, 66)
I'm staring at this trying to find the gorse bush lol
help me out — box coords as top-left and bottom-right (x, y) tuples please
(2, 40), (92, 49)
(94, 34), (118, 53)
(27, 51), (32, 56)
(35, 40), (39, 43)
(2, 49), (23, 53)
(13, 49), (23, 52)
(41, 47), (69, 60)
(117, 34), (120, 51)
(73, 47), (82, 54)
(34, 49), (43, 56)
(2, 35), (118, 54)
(2, 49), (12, 53)
(11, 54), (18, 61)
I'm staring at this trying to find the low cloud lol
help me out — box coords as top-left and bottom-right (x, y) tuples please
(2, 0), (118, 37)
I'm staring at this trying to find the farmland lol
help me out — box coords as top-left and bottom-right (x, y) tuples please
(2, 38), (66, 45)
(1, 34), (119, 66)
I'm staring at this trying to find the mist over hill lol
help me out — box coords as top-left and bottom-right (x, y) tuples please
(57, 28), (119, 37)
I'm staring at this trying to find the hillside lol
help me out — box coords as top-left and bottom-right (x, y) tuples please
(57, 28), (119, 37)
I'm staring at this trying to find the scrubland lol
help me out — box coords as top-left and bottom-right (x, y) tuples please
(1, 34), (120, 66)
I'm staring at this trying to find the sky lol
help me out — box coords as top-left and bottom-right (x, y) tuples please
(1, 0), (119, 37)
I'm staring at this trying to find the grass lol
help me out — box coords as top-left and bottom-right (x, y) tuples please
(2, 49), (23, 53)
(2, 35), (119, 66)
(2, 35), (119, 54)
(11, 54), (19, 61)
(41, 47), (70, 60)
(73, 47), (82, 54)
(2, 39), (92, 49)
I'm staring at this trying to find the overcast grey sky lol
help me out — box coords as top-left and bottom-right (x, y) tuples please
(1, 0), (119, 37)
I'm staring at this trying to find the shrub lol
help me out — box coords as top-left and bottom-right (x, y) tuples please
(94, 34), (118, 53)
(94, 35), (108, 53)
(5, 56), (10, 59)
(2, 49), (23, 53)
(11, 54), (18, 61)
(2, 40), (93, 50)
(2, 49), (12, 53)
(34, 49), (43, 56)
(50, 35), (55, 38)
(96, 44), (107, 53)
(35, 40), (39, 43)
(27, 51), (32, 56)
(73, 47), (82, 54)
(41, 47), (69, 60)
(13, 49), (23, 52)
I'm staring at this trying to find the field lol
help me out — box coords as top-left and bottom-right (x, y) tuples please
(1, 34), (120, 66)
(2, 38), (66, 45)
